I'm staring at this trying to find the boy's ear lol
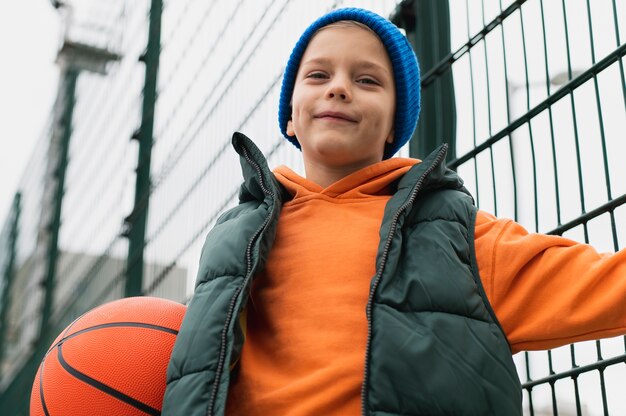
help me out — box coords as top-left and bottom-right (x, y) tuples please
(286, 120), (296, 137)
(385, 129), (394, 144)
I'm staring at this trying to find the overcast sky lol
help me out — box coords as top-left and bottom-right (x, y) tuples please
(0, 1), (60, 222)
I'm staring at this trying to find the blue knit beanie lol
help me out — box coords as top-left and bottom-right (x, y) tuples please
(278, 7), (420, 159)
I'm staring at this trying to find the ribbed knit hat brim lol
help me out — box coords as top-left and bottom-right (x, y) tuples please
(278, 7), (420, 159)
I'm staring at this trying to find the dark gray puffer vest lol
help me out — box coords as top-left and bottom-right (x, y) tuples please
(163, 132), (522, 416)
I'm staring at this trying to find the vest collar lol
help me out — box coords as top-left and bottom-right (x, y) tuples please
(396, 144), (468, 197)
(231, 132), (288, 204)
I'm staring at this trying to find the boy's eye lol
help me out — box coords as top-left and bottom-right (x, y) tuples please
(307, 72), (328, 79)
(357, 77), (380, 86)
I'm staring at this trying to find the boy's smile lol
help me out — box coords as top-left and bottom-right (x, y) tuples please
(314, 110), (357, 123)
(286, 23), (396, 186)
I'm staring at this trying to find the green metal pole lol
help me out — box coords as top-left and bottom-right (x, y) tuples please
(391, 0), (456, 161)
(0, 192), (21, 367)
(40, 69), (78, 336)
(125, 0), (162, 297)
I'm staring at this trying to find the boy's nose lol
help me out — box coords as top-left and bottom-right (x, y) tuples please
(326, 78), (352, 101)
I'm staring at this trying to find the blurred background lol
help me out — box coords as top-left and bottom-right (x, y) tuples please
(0, 3), (59, 223)
(0, 0), (625, 414)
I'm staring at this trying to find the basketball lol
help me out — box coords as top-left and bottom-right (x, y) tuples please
(30, 296), (186, 416)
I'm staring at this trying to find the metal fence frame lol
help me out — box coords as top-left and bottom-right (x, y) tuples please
(398, 0), (626, 414)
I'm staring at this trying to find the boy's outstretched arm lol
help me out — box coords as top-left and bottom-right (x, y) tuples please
(475, 210), (626, 354)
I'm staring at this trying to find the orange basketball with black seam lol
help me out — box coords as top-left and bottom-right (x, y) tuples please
(30, 296), (186, 416)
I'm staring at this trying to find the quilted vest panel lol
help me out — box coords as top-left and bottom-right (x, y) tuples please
(364, 148), (522, 415)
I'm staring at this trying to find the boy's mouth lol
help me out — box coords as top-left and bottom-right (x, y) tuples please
(314, 111), (357, 123)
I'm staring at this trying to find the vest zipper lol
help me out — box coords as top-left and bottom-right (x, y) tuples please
(207, 146), (274, 416)
(360, 144), (448, 415)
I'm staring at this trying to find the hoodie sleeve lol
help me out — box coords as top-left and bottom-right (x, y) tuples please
(474, 210), (626, 354)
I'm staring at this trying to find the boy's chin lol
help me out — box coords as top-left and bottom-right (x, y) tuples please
(304, 142), (383, 169)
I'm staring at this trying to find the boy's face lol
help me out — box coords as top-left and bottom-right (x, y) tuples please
(286, 25), (396, 171)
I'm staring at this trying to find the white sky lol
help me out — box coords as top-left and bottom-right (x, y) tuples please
(0, 1), (60, 222)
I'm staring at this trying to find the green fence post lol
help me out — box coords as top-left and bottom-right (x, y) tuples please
(39, 69), (78, 336)
(391, 0), (456, 161)
(0, 192), (21, 367)
(124, 0), (162, 297)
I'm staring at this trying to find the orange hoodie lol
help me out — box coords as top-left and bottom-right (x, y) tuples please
(227, 158), (626, 415)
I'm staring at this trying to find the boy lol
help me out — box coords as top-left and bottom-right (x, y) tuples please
(163, 8), (626, 415)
